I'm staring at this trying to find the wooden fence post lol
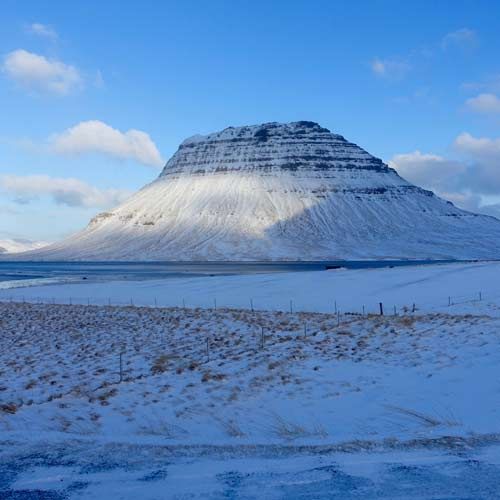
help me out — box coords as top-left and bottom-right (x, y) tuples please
(119, 351), (123, 383)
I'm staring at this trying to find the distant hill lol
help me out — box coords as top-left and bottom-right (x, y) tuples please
(0, 238), (48, 255)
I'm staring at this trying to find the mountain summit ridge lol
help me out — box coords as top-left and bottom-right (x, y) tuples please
(15, 121), (500, 261)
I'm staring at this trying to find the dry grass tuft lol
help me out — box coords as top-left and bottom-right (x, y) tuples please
(0, 402), (18, 414)
(151, 354), (171, 375)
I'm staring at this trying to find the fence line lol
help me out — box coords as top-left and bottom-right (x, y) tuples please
(0, 288), (493, 319)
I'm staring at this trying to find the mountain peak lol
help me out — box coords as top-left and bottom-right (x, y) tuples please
(180, 121), (333, 147)
(162, 121), (380, 178)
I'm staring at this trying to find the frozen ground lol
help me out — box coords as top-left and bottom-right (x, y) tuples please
(1, 262), (500, 497)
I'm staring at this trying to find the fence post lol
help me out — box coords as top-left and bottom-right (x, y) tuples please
(290, 300), (293, 313)
(337, 310), (340, 326)
(448, 296), (451, 307)
(412, 303), (416, 313)
(393, 305), (397, 316)
(214, 298), (217, 310)
(250, 298), (254, 312)
(334, 300), (337, 314)
(119, 351), (123, 383)
(479, 291), (482, 301)
(379, 302), (383, 316)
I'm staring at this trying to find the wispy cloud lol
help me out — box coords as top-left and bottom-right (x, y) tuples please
(371, 27), (477, 82)
(2, 49), (82, 95)
(370, 57), (411, 80)
(441, 28), (478, 50)
(462, 74), (500, 94)
(0, 174), (131, 208)
(49, 120), (164, 167)
(26, 23), (58, 41)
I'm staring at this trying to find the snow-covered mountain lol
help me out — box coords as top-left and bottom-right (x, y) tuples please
(17, 121), (500, 261)
(0, 238), (48, 255)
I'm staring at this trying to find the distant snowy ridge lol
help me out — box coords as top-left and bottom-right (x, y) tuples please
(15, 121), (500, 261)
(0, 238), (48, 255)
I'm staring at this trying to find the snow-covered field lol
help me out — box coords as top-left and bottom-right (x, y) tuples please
(1, 262), (500, 497)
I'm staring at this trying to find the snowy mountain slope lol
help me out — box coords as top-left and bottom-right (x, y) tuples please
(17, 121), (500, 260)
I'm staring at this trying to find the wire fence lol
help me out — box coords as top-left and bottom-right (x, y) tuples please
(0, 288), (492, 317)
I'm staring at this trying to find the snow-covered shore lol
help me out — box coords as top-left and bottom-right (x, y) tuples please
(1, 260), (499, 316)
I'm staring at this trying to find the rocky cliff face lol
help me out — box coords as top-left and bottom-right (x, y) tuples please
(18, 121), (500, 261)
(163, 121), (390, 176)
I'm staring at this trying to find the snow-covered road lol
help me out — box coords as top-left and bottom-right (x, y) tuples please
(3, 439), (500, 498)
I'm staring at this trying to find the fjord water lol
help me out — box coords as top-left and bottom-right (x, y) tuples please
(0, 260), (462, 287)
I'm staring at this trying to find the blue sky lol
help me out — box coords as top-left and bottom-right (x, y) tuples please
(1, 0), (500, 241)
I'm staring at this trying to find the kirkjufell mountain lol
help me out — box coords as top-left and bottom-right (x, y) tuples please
(21, 121), (500, 261)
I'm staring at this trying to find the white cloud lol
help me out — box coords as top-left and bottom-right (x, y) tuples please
(49, 120), (164, 167)
(388, 148), (498, 214)
(388, 151), (465, 192)
(370, 57), (410, 80)
(27, 23), (58, 40)
(437, 191), (482, 212)
(453, 133), (500, 194)
(0, 174), (131, 208)
(2, 49), (82, 95)
(390, 131), (500, 215)
(465, 93), (500, 114)
(454, 132), (500, 160)
(441, 28), (477, 50)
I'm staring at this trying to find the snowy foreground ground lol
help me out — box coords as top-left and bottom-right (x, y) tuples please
(2, 261), (500, 498)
